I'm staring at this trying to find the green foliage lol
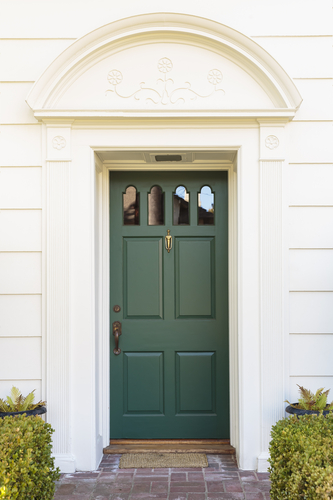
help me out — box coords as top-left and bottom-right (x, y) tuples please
(0, 415), (60, 499)
(269, 414), (333, 499)
(0, 386), (46, 413)
(285, 384), (333, 411)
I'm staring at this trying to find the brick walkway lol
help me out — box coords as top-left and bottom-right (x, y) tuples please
(54, 454), (271, 500)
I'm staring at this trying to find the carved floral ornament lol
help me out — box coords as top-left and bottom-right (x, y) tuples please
(106, 57), (225, 105)
(52, 136), (66, 150)
(265, 135), (279, 150)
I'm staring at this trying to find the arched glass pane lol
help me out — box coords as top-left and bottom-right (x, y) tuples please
(123, 186), (139, 225)
(173, 186), (189, 225)
(148, 185), (164, 225)
(198, 185), (214, 225)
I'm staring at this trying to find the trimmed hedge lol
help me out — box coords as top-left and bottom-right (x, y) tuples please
(0, 414), (60, 500)
(269, 413), (333, 499)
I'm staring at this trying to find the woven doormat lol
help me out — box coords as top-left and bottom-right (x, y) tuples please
(119, 453), (208, 469)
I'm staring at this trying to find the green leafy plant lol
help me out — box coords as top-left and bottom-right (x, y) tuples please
(269, 414), (333, 499)
(0, 386), (46, 413)
(0, 414), (60, 499)
(285, 384), (333, 411)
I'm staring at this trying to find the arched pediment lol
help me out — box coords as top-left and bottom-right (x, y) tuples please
(27, 13), (302, 119)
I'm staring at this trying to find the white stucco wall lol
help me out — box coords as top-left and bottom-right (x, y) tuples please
(0, 0), (332, 471)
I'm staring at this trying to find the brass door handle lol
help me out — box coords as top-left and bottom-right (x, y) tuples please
(112, 321), (122, 355)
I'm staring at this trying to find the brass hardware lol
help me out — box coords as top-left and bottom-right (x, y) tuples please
(165, 229), (172, 253)
(113, 305), (121, 313)
(112, 321), (122, 355)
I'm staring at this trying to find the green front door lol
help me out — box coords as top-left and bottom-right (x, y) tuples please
(110, 171), (229, 438)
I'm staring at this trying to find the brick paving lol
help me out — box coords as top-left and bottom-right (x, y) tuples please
(54, 454), (271, 500)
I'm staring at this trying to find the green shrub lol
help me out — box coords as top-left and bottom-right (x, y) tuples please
(269, 413), (333, 499)
(0, 415), (60, 500)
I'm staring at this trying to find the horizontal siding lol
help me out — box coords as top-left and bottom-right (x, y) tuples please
(0, 295), (42, 337)
(290, 292), (333, 334)
(292, 79), (333, 121)
(0, 0), (331, 38)
(0, 83), (37, 124)
(289, 164), (333, 205)
(0, 337), (41, 379)
(0, 210), (42, 251)
(290, 335), (333, 376)
(289, 207), (333, 248)
(289, 250), (333, 291)
(0, 125), (42, 166)
(0, 167), (42, 207)
(287, 122), (333, 164)
(0, 39), (73, 81)
(0, 253), (41, 294)
(0, 380), (42, 401)
(253, 36), (333, 78)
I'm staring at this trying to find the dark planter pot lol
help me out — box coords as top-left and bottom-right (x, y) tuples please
(0, 406), (46, 419)
(286, 404), (333, 417)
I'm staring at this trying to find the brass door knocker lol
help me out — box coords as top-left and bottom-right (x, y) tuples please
(165, 229), (172, 253)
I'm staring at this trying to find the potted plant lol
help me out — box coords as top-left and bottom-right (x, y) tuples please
(285, 384), (333, 416)
(0, 386), (46, 418)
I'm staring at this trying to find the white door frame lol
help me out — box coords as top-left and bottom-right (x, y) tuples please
(96, 147), (239, 457)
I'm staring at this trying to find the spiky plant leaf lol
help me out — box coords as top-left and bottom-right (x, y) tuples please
(16, 394), (24, 411)
(10, 386), (21, 404)
(0, 398), (8, 411)
(297, 384), (314, 403)
(5, 396), (16, 411)
(314, 387), (325, 400)
(21, 391), (35, 411)
(316, 393), (328, 411)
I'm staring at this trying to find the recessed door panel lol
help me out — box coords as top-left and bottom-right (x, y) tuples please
(123, 238), (163, 318)
(176, 237), (215, 318)
(123, 352), (164, 414)
(176, 352), (216, 414)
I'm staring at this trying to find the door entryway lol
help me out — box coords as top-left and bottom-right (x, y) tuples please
(110, 171), (229, 438)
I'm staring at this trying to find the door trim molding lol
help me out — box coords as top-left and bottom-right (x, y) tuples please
(96, 147), (238, 458)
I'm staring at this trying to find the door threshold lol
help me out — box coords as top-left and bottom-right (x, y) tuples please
(104, 439), (235, 455)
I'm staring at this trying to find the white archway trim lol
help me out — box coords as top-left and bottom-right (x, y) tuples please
(26, 13), (302, 119)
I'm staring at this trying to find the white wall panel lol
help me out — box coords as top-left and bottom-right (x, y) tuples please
(0, 0), (331, 38)
(0, 125), (41, 166)
(0, 210), (41, 251)
(0, 295), (41, 337)
(0, 167), (42, 208)
(289, 250), (333, 291)
(253, 37), (333, 78)
(290, 292), (333, 334)
(0, 253), (41, 294)
(290, 334), (333, 376)
(293, 79), (333, 121)
(289, 207), (333, 249)
(288, 377), (333, 402)
(287, 122), (333, 164)
(289, 164), (333, 206)
(0, 83), (37, 124)
(0, 337), (41, 379)
(0, 39), (73, 81)
(0, 380), (41, 401)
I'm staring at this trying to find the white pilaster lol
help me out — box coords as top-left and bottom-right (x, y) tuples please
(46, 125), (75, 472)
(258, 122), (286, 472)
